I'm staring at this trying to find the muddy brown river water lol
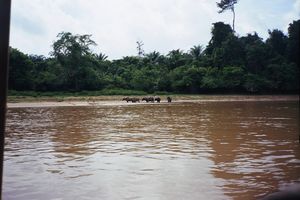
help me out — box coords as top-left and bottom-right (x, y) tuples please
(3, 98), (300, 200)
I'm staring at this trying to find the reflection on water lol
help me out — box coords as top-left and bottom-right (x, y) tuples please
(3, 100), (300, 200)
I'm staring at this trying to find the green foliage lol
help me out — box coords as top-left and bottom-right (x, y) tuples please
(8, 20), (299, 95)
(266, 29), (288, 56)
(51, 32), (97, 91)
(95, 53), (108, 61)
(244, 39), (270, 74)
(166, 49), (188, 69)
(243, 73), (270, 92)
(263, 63), (299, 91)
(206, 22), (233, 55)
(170, 65), (204, 93)
(144, 51), (162, 65)
(220, 66), (244, 89)
(9, 48), (35, 90)
(286, 20), (300, 68)
(211, 34), (245, 68)
(189, 45), (204, 61)
(201, 67), (222, 90)
(130, 68), (159, 93)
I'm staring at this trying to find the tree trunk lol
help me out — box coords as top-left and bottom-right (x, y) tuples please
(232, 7), (235, 32)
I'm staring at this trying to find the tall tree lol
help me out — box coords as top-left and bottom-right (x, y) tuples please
(9, 48), (35, 90)
(212, 34), (245, 68)
(245, 40), (270, 74)
(217, 0), (238, 32)
(51, 32), (97, 91)
(266, 29), (288, 57)
(205, 22), (233, 55)
(136, 40), (145, 58)
(286, 20), (300, 68)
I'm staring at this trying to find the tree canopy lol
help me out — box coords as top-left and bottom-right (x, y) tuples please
(8, 20), (300, 94)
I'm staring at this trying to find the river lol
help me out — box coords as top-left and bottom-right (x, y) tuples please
(3, 97), (300, 200)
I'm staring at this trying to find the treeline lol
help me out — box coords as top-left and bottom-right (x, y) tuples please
(9, 20), (299, 94)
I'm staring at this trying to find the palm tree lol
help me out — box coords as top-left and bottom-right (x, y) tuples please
(217, 0), (238, 32)
(96, 53), (108, 61)
(145, 51), (161, 64)
(167, 49), (187, 69)
(189, 45), (203, 61)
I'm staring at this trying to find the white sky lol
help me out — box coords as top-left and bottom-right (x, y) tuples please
(10, 0), (300, 60)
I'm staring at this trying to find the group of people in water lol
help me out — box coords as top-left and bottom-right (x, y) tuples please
(122, 96), (172, 103)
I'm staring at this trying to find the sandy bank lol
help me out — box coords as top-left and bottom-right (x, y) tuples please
(7, 95), (299, 108)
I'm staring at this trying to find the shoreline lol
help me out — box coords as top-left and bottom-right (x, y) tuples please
(7, 95), (299, 108)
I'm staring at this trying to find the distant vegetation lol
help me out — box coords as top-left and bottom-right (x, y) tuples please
(8, 20), (299, 95)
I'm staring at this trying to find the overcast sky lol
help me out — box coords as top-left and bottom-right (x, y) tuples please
(10, 0), (300, 59)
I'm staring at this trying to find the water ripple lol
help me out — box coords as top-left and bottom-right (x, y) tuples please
(3, 101), (300, 200)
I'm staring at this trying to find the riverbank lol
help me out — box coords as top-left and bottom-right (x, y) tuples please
(7, 95), (299, 108)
